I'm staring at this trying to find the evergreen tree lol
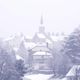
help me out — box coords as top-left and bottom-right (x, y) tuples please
(64, 27), (80, 64)
(53, 52), (71, 77)
(0, 49), (22, 80)
(15, 59), (27, 77)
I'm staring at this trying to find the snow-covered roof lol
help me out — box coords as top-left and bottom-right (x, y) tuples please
(66, 65), (80, 76)
(16, 54), (24, 60)
(26, 35), (33, 39)
(46, 39), (52, 44)
(33, 52), (52, 56)
(62, 77), (67, 80)
(37, 33), (46, 39)
(24, 42), (36, 49)
(13, 47), (19, 52)
(36, 42), (47, 47)
(4, 35), (15, 41)
(4, 33), (25, 41)
(31, 46), (50, 52)
(51, 35), (65, 41)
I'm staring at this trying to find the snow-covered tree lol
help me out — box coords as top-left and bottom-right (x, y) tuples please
(64, 26), (80, 64)
(0, 48), (22, 80)
(53, 52), (71, 77)
(17, 41), (29, 64)
(15, 59), (27, 77)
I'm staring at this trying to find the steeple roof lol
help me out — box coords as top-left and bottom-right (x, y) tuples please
(40, 15), (43, 25)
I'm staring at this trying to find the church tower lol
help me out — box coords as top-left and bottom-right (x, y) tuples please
(39, 16), (45, 33)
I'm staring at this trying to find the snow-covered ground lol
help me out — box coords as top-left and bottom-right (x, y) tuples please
(23, 74), (53, 80)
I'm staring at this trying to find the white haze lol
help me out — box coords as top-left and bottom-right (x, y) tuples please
(0, 0), (80, 38)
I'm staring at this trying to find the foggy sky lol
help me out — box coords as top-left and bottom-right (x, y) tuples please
(0, 0), (80, 38)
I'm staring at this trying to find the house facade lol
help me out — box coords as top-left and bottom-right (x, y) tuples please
(28, 45), (54, 73)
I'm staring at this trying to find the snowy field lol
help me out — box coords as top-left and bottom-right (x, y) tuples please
(23, 74), (53, 80)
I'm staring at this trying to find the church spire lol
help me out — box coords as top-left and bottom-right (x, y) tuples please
(39, 15), (45, 33)
(40, 15), (43, 25)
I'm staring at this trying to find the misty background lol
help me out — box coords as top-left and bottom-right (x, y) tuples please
(0, 0), (80, 38)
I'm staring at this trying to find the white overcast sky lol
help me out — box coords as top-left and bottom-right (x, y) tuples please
(0, 0), (80, 38)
